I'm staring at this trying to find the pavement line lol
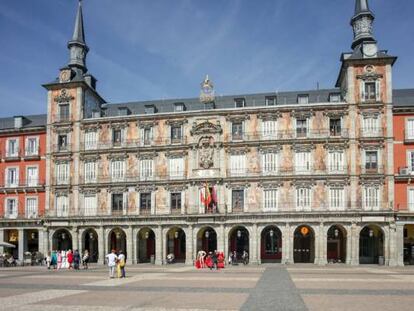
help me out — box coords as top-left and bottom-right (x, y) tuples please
(292, 277), (414, 283)
(14, 305), (238, 311)
(0, 289), (86, 308)
(84, 272), (169, 287)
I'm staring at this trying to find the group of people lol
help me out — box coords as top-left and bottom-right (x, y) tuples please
(46, 249), (90, 270)
(229, 250), (249, 265)
(195, 250), (225, 270)
(105, 249), (126, 278)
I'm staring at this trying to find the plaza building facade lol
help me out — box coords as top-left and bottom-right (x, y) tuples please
(1, 0), (414, 266)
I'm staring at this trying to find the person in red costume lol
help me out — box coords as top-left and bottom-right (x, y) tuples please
(217, 252), (225, 269)
(67, 249), (73, 269)
(205, 252), (213, 269)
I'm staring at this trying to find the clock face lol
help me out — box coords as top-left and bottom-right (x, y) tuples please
(203, 86), (212, 94)
(363, 44), (378, 57)
(59, 70), (71, 83)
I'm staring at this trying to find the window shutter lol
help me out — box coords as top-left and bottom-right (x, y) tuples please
(227, 188), (232, 213)
(151, 192), (156, 215)
(361, 81), (366, 102)
(409, 189), (414, 211)
(181, 191), (185, 214)
(243, 189), (248, 212)
(375, 80), (381, 101)
(123, 192), (128, 215)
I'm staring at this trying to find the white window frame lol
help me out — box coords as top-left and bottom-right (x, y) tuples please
(140, 159), (154, 181)
(329, 187), (345, 211)
(55, 163), (69, 185)
(262, 120), (278, 139)
(295, 118), (309, 138)
(406, 118), (414, 140)
(110, 160), (125, 182)
(5, 167), (19, 187)
(262, 152), (278, 175)
(84, 130), (98, 150)
(112, 128), (125, 146)
(362, 115), (380, 137)
(296, 187), (312, 211)
(169, 157), (184, 179)
(25, 136), (39, 156)
(298, 95), (309, 105)
(408, 188), (414, 212)
(361, 80), (381, 102)
(56, 195), (69, 217)
(230, 154), (246, 176)
(26, 166), (39, 187)
(25, 197), (38, 218)
(328, 151), (345, 174)
(4, 197), (18, 219)
(295, 151), (312, 174)
(6, 138), (19, 157)
(83, 194), (97, 216)
(263, 189), (278, 212)
(140, 127), (153, 146)
(84, 161), (97, 183)
(407, 150), (414, 173)
(363, 186), (380, 211)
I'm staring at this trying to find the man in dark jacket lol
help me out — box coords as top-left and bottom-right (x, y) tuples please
(73, 250), (81, 270)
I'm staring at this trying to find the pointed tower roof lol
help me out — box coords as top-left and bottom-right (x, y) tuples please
(354, 0), (371, 15)
(350, 0), (375, 50)
(72, 0), (86, 44)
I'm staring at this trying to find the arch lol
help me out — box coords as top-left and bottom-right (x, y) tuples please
(228, 226), (249, 262)
(108, 228), (127, 258)
(260, 225), (282, 263)
(196, 226), (217, 254)
(403, 224), (414, 265)
(293, 225), (315, 263)
(137, 227), (156, 263)
(359, 224), (384, 264)
(82, 228), (99, 263)
(52, 228), (73, 251)
(166, 227), (186, 263)
(326, 224), (347, 263)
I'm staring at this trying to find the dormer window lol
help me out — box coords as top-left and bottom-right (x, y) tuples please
(266, 96), (276, 106)
(145, 105), (156, 114)
(174, 103), (185, 112)
(234, 98), (246, 108)
(298, 95), (309, 105)
(14, 116), (23, 129)
(329, 93), (341, 103)
(118, 107), (129, 116)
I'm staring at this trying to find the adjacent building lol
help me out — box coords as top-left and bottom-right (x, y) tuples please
(0, 0), (413, 266)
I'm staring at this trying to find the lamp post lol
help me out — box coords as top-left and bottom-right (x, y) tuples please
(174, 231), (179, 239)
(145, 231), (149, 239)
(269, 229), (275, 254)
(369, 229), (374, 238)
(237, 230), (241, 239)
(334, 229), (339, 238)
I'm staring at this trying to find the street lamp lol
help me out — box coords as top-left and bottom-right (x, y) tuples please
(61, 232), (66, 240)
(145, 231), (149, 239)
(115, 231), (121, 239)
(270, 229), (275, 254)
(334, 229), (339, 238)
(174, 231), (179, 239)
(205, 231), (210, 239)
(89, 232), (94, 240)
(237, 230), (242, 238)
(369, 229), (374, 238)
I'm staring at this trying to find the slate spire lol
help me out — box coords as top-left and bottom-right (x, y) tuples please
(351, 0), (376, 50)
(67, 0), (89, 73)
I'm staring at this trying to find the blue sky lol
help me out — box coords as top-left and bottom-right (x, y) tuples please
(0, 0), (413, 116)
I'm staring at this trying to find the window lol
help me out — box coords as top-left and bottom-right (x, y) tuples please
(112, 129), (123, 146)
(174, 103), (184, 112)
(84, 131), (97, 150)
(59, 104), (70, 121)
(364, 82), (376, 101)
(363, 186), (380, 210)
(365, 151), (378, 171)
(262, 120), (278, 139)
(295, 151), (311, 173)
(406, 119), (414, 140)
(298, 95), (309, 105)
(6, 168), (18, 187)
(55, 163), (69, 185)
(26, 197), (38, 218)
(232, 189), (244, 211)
(140, 159), (153, 180)
(117, 107), (129, 116)
(262, 152), (278, 175)
(408, 189), (414, 212)
(111, 193), (124, 212)
(266, 96), (276, 106)
(141, 128), (152, 146)
(232, 121), (243, 140)
(6, 139), (19, 157)
(263, 189), (278, 211)
(296, 119), (308, 138)
(56, 195), (69, 217)
(408, 151), (414, 172)
(328, 151), (345, 173)
(83, 195), (97, 216)
(58, 135), (68, 151)
(296, 188), (311, 211)
(171, 125), (182, 143)
(84, 161), (97, 183)
(362, 116), (380, 137)
(111, 160), (125, 182)
(145, 105), (155, 114)
(26, 167), (38, 186)
(329, 118), (341, 136)
(169, 157), (184, 178)
(5, 198), (17, 218)
(170, 192), (181, 211)
(140, 193), (151, 211)
(330, 93), (341, 103)
(230, 154), (246, 176)
(26, 137), (38, 156)
(234, 98), (245, 108)
(329, 188), (345, 211)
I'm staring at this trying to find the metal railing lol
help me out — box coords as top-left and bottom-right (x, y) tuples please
(360, 165), (385, 174)
(360, 128), (383, 138)
(0, 179), (45, 188)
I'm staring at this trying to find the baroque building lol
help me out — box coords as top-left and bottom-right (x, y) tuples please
(1, 0), (414, 266)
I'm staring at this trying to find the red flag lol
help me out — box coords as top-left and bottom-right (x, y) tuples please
(200, 182), (211, 207)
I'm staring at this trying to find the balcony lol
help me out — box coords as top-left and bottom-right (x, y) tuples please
(360, 165), (384, 175)
(1, 179), (45, 190)
(360, 128), (383, 139)
(52, 114), (71, 124)
(4, 212), (18, 219)
(226, 167), (348, 178)
(53, 144), (71, 153)
(4, 150), (20, 162)
(79, 172), (187, 184)
(404, 131), (414, 144)
(23, 147), (40, 160)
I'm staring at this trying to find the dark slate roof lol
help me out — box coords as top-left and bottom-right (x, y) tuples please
(103, 88), (342, 117)
(0, 114), (46, 131)
(393, 89), (414, 107)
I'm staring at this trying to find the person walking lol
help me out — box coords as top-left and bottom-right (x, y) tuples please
(118, 250), (126, 278)
(46, 252), (51, 269)
(57, 251), (62, 270)
(67, 250), (73, 269)
(73, 250), (80, 270)
(106, 249), (117, 278)
(82, 250), (89, 269)
(51, 251), (57, 269)
(212, 251), (218, 270)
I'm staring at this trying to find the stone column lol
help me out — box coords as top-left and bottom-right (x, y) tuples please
(155, 226), (163, 265)
(318, 224), (327, 265)
(18, 229), (24, 261)
(350, 223), (360, 265)
(224, 226), (229, 259)
(345, 225), (352, 265)
(71, 227), (79, 251)
(132, 227), (138, 264)
(217, 224), (224, 252)
(162, 228), (167, 265)
(185, 225), (193, 265)
(127, 226), (134, 264)
(0, 229), (4, 254)
(250, 224), (258, 264)
(38, 229), (45, 256)
(388, 223), (397, 266)
(98, 227), (105, 264)
(395, 223), (405, 266)
(383, 226), (391, 266)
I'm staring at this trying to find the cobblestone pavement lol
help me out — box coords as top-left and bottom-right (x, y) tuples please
(0, 264), (413, 310)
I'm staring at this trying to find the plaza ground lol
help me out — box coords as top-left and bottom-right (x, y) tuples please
(0, 264), (413, 310)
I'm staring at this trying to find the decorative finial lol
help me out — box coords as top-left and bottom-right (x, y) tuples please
(200, 75), (215, 103)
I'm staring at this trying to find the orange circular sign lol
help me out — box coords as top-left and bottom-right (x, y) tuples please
(300, 227), (309, 236)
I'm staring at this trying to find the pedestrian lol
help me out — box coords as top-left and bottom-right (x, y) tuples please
(51, 251), (57, 269)
(73, 250), (80, 270)
(67, 250), (73, 269)
(57, 251), (62, 270)
(46, 252), (51, 269)
(118, 250), (126, 278)
(106, 249), (117, 278)
(212, 250), (218, 270)
(82, 250), (89, 269)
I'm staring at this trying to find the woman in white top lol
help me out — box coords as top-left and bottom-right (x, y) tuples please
(105, 249), (118, 278)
